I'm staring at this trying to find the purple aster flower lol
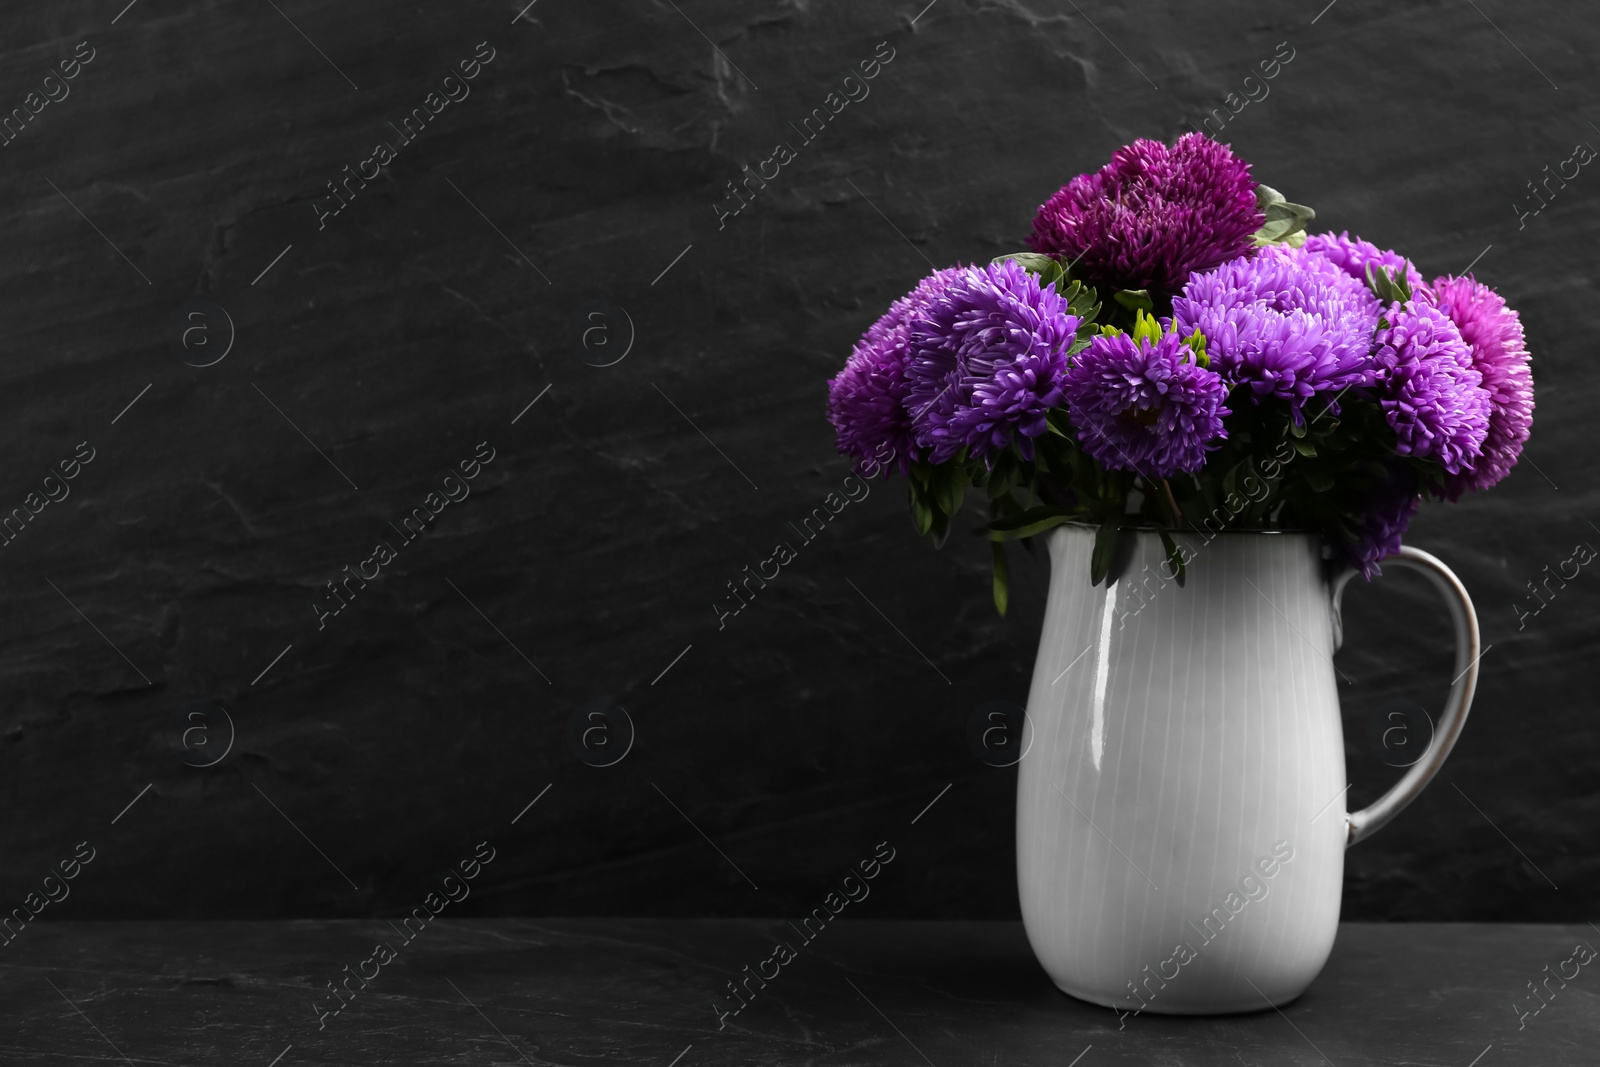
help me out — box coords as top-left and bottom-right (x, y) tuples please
(1371, 300), (1491, 475)
(1061, 329), (1231, 478)
(1426, 275), (1534, 498)
(904, 260), (1082, 463)
(1346, 465), (1421, 579)
(1027, 133), (1263, 298)
(828, 268), (964, 474)
(1170, 245), (1382, 414)
(1301, 231), (1426, 293)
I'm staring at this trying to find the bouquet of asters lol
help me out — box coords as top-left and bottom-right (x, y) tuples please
(826, 134), (1534, 613)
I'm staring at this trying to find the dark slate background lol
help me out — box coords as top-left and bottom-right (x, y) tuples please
(2, 0), (1594, 924)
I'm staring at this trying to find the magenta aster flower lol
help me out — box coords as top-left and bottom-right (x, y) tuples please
(1346, 466), (1421, 579)
(1170, 245), (1382, 414)
(1426, 275), (1534, 498)
(904, 260), (1082, 463)
(1061, 329), (1230, 478)
(1371, 300), (1491, 475)
(1027, 133), (1262, 297)
(1302, 231), (1425, 293)
(828, 267), (964, 473)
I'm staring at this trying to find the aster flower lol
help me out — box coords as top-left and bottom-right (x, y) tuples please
(1061, 324), (1230, 478)
(1170, 244), (1382, 414)
(1027, 133), (1262, 298)
(1302, 231), (1426, 293)
(1371, 300), (1491, 475)
(828, 267), (964, 473)
(1346, 465), (1422, 578)
(1426, 275), (1534, 498)
(904, 260), (1082, 463)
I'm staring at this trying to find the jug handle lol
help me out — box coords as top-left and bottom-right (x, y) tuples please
(1329, 546), (1481, 848)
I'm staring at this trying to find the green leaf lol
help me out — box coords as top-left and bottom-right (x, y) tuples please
(1038, 261), (1068, 293)
(1130, 308), (1164, 348)
(1062, 279), (1101, 323)
(1363, 261), (1413, 305)
(934, 465), (965, 517)
(1304, 467), (1336, 493)
(986, 506), (1084, 541)
(909, 483), (933, 537)
(1159, 529), (1187, 588)
(1291, 438), (1318, 458)
(1251, 184), (1317, 247)
(1181, 327), (1210, 367)
(991, 252), (1056, 273)
(993, 252), (1068, 293)
(1090, 514), (1121, 586)
(991, 540), (1010, 616)
(1113, 289), (1154, 314)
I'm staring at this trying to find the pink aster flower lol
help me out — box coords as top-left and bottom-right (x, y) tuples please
(1426, 275), (1534, 498)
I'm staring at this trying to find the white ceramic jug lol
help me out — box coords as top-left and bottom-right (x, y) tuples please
(1016, 523), (1479, 1016)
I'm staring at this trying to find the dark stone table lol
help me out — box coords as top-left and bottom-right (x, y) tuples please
(4, 920), (1595, 1065)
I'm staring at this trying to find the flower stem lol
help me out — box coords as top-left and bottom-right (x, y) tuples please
(1160, 478), (1184, 528)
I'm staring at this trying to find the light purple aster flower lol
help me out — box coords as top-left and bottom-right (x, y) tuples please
(1371, 300), (1491, 475)
(1427, 275), (1534, 498)
(1170, 244), (1382, 415)
(1346, 466), (1421, 579)
(1061, 329), (1231, 478)
(1301, 231), (1426, 293)
(827, 267), (965, 474)
(1027, 133), (1263, 298)
(904, 260), (1082, 463)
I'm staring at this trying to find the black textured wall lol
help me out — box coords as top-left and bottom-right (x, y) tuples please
(2, 0), (1594, 924)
